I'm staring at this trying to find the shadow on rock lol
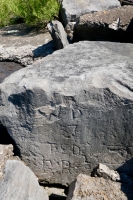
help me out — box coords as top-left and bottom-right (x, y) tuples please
(32, 41), (55, 59)
(126, 18), (133, 42)
(117, 158), (133, 200)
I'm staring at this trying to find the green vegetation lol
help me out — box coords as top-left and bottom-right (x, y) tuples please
(0, 0), (60, 27)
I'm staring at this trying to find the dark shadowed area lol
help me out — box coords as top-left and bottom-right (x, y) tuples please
(0, 61), (22, 83)
(0, 122), (20, 156)
(117, 158), (133, 200)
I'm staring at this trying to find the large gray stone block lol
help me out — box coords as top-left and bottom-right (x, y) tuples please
(61, 0), (120, 25)
(0, 160), (48, 200)
(0, 41), (133, 185)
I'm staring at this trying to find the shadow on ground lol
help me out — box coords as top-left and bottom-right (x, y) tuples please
(32, 41), (55, 59)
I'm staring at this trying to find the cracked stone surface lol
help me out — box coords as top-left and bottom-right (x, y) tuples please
(0, 24), (55, 66)
(0, 41), (133, 185)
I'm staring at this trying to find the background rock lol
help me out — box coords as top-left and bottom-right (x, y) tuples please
(66, 174), (133, 200)
(0, 160), (48, 200)
(61, 0), (120, 26)
(0, 41), (133, 185)
(0, 62), (22, 84)
(73, 6), (133, 42)
(0, 24), (55, 66)
(48, 20), (69, 49)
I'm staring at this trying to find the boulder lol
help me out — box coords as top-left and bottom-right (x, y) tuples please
(0, 160), (48, 200)
(66, 174), (133, 200)
(0, 41), (133, 185)
(47, 20), (69, 49)
(72, 6), (133, 42)
(60, 0), (120, 26)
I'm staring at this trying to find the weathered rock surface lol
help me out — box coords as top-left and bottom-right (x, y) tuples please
(0, 24), (55, 66)
(60, 0), (120, 26)
(0, 160), (48, 200)
(0, 41), (133, 185)
(66, 174), (133, 200)
(48, 20), (69, 49)
(73, 5), (133, 42)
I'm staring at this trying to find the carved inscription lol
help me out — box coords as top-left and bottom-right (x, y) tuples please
(73, 145), (80, 155)
(50, 143), (81, 155)
(43, 160), (70, 172)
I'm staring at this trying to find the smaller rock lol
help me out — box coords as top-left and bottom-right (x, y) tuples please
(93, 163), (133, 186)
(0, 160), (48, 200)
(93, 163), (120, 181)
(65, 22), (76, 41)
(66, 174), (132, 200)
(47, 20), (69, 50)
(44, 186), (67, 199)
(0, 145), (14, 180)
